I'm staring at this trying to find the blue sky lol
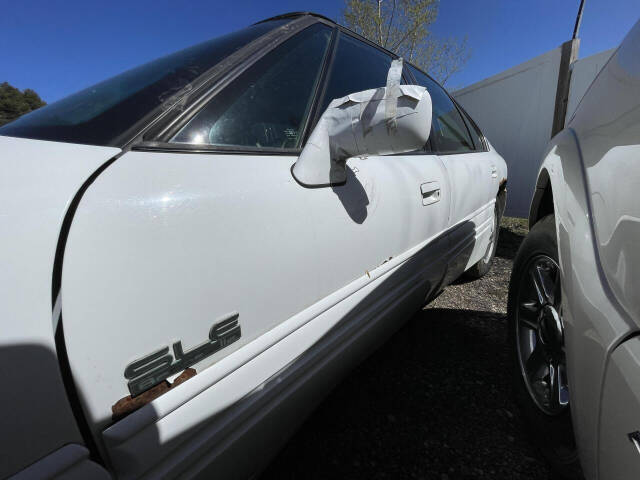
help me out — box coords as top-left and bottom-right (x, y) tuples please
(1, 0), (637, 102)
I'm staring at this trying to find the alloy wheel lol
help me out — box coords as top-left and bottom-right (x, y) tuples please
(515, 254), (568, 416)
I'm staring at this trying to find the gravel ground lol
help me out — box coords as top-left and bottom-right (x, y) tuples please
(262, 218), (556, 480)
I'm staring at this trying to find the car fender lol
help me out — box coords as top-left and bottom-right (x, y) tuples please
(533, 128), (639, 479)
(0, 136), (120, 477)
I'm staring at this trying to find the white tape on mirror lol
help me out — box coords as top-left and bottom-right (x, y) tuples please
(292, 60), (432, 187)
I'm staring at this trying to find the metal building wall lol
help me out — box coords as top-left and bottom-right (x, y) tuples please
(566, 48), (615, 122)
(453, 49), (562, 218)
(453, 48), (614, 218)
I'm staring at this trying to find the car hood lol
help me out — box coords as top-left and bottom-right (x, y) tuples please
(0, 135), (120, 476)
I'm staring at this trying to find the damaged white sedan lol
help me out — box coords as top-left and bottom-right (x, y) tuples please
(0, 12), (506, 479)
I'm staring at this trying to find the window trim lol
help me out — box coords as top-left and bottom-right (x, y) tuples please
(124, 15), (320, 151)
(405, 62), (488, 155)
(431, 100), (476, 155)
(155, 19), (332, 147)
(335, 23), (403, 60)
(452, 98), (489, 152)
(303, 28), (400, 144)
(132, 140), (301, 156)
(129, 15), (485, 158)
(161, 22), (335, 150)
(297, 26), (338, 147)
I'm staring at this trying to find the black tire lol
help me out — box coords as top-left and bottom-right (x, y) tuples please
(507, 214), (583, 479)
(466, 205), (499, 279)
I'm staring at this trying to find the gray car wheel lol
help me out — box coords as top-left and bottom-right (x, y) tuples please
(507, 214), (583, 479)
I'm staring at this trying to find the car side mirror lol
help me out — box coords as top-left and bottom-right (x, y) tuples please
(292, 60), (432, 187)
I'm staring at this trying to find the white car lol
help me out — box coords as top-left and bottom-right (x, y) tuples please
(0, 12), (506, 479)
(507, 18), (640, 480)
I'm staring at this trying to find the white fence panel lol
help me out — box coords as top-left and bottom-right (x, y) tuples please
(566, 48), (615, 122)
(454, 48), (562, 218)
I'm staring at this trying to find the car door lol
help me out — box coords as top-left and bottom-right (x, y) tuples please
(306, 31), (451, 310)
(60, 23), (449, 478)
(408, 65), (496, 279)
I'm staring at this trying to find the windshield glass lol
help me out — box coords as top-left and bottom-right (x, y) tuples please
(0, 19), (288, 146)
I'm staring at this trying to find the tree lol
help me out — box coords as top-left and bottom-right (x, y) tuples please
(342, 0), (470, 85)
(0, 82), (46, 127)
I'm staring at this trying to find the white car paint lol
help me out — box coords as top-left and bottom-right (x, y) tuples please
(0, 13), (507, 479)
(0, 136), (118, 478)
(0, 143), (503, 479)
(10, 445), (110, 480)
(439, 148), (500, 278)
(60, 147), (452, 475)
(526, 18), (640, 480)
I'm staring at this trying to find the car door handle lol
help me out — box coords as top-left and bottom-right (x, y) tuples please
(420, 181), (441, 206)
(491, 165), (498, 178)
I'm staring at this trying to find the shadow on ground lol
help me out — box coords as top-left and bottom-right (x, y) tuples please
(496, 218), (529, 261)
(262, 218), (555, 480)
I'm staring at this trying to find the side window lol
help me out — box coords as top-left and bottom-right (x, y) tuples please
(459, 106), (485, 151)
(408, 65), (474, 154)
(318, 32), (393, 115)
(171, 24), (332, 148)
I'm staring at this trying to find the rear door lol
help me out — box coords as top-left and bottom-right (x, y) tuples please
(60, 24), (450, 478)
(308, 31), (451, 306)
(408, 65), (496, 278)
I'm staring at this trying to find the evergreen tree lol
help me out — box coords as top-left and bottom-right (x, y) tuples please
(0, 82), (46, 126)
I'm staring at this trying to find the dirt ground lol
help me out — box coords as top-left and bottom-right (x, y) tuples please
(261, 217), (558, 480)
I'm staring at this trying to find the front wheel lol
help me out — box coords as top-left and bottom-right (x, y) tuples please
(507, 214), (583, 479)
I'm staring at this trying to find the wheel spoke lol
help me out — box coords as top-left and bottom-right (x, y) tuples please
(552, 269), (562, 308)
(540, 264), (557, 305)
(530, 269), (546, 306)
(526, 344), (546, 379)
(559, 364), (570, 407)
(549, 362), (561, 412)
(530, 260), (559, 305)
(518, 302), (538, 330)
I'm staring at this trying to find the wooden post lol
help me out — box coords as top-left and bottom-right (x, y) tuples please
(551, 38), (580, 137)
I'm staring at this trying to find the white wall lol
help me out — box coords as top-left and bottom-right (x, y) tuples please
(566, 48), (616, 122)
(453, 47), (616, 218)
(453, 48), (562, 218)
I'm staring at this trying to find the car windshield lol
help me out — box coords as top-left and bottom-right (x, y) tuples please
(0, 18), (288, 146)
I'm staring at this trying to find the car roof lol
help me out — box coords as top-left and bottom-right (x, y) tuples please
(254, 12), (436, 85)
(254, 12), (336, 26)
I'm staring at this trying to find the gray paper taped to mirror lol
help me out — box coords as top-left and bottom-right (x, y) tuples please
(292, 61), (432, 186)
(385, 58), (403, 133)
